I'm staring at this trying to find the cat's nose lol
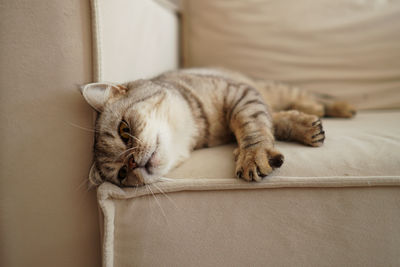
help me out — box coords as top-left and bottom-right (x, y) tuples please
(128, 156), (138, 170)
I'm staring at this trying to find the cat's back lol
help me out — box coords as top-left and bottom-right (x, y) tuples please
(155, 67), (257, 89)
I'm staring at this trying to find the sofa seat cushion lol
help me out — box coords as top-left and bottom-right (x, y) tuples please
(167, 110), (400, 184)
(98, 110), (400, 267)
(100, 187), (400, 267)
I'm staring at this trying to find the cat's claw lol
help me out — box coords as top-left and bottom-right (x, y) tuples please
(234, 145), (284, 182)
(303, 117), (326, 147)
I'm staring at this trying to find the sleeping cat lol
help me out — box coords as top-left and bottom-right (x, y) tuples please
(81, 68), (355, 187)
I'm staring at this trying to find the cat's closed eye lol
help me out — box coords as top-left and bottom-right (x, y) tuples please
(118, 120), (130, 144)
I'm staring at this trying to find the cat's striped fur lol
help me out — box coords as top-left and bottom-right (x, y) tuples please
(81, 68), (355, 187)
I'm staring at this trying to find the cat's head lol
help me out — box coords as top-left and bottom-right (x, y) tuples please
(81, 80), (175, 187)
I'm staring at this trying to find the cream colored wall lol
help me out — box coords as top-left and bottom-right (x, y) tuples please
(0, 1), (100, 266)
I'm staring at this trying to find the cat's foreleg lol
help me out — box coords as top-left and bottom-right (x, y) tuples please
(272, 110), (325, 147)
(227, 85), (284, 181)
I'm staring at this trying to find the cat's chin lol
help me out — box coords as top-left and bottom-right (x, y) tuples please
(141, 163), (170, 185)
(140, 156), (170, 186)
(122, 173), (162, 187)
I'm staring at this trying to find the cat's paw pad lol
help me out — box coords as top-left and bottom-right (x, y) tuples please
(234, 146), (284, 182)
(327, 101), (356, 118)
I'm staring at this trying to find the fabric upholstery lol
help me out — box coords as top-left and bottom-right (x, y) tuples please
(168, 110), (400, 180)
(98, 110), (400, 267)
(0, 1), (178, 266)
(87, 1), (400, 266)
(0, 1), (100, 266)
(102, 186), (400, 267)
(182, 0), (400, 110)
(91, 0), (179, 82)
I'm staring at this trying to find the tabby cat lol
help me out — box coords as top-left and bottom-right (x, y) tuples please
(81, 68), (355, 187)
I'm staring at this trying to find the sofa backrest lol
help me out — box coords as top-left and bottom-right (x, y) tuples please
(182, 0), (400, 110)
(0, 1), (179, 266)
(92, 0), (179, 83)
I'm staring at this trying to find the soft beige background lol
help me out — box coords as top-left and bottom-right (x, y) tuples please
(0, 1), (100, 266)
(182, 0), (400, 110)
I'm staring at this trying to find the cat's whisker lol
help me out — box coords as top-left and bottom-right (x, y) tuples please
(116, 146), (139, 159)
(145, 185), (157, 222)
(75, 177), (90, 192)
(146, 184), (168, 223)
(88, 182), (97, 191)
(124, 149), (141, 162)
(125, 133), (143, 144)
(158, 177), (175, 182)
(152, 182), (179, 210)
(146, 186), (158, 223)
(68, 122), (98, 133)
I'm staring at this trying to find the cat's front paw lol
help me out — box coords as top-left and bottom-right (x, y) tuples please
(234, 145), (284, 182)
(303, 117), (326, 147)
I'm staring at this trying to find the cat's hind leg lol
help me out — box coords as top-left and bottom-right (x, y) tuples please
(298, 92), (357, 118)
(292, 97), (356, 118)
(289, 100), (325, 118)
(256, 81), (356, 118)
(272, 110), (325, 147)
(321, 100), (357, 118)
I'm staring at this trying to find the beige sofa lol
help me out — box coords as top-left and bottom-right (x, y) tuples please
(96, 1), (400, 266)
(1, 1), (100, 267)
(1, 1), (399, 267)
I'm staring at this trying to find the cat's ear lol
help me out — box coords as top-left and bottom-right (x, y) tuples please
(88, 163), (103, 186)
(80, 82), (128, 112)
